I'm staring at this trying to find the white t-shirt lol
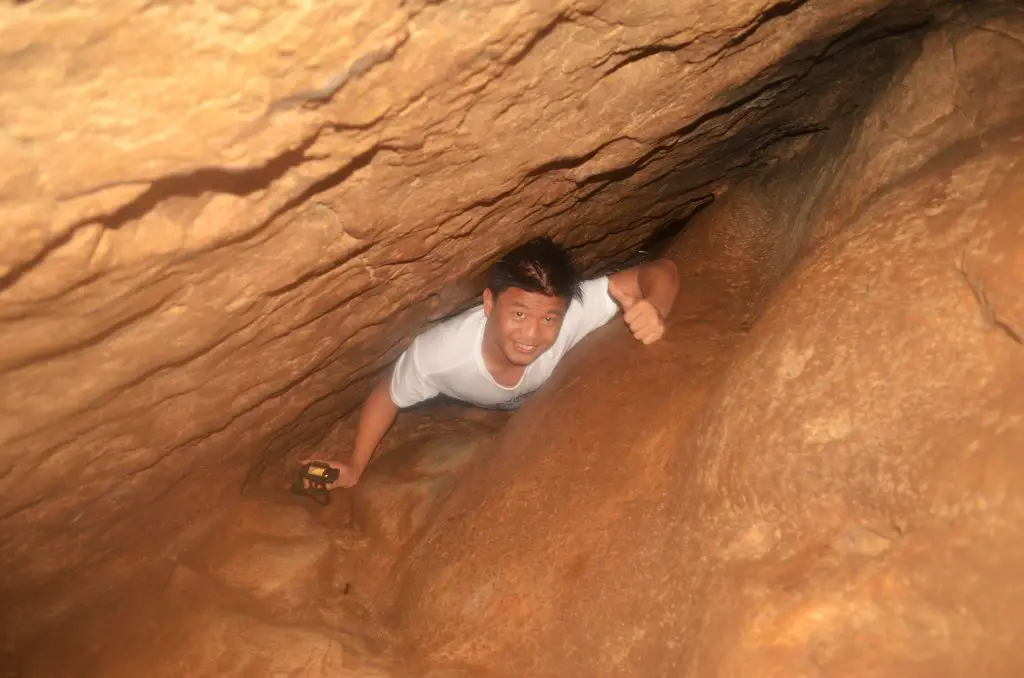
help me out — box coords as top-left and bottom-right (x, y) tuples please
(389, 276), (620, 410)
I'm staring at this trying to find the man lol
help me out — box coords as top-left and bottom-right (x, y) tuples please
(307, 236), (679, 489)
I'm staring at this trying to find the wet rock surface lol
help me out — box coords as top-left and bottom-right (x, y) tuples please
(2, 0), (1024, 676)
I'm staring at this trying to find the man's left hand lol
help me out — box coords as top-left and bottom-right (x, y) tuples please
(608, 280), (666, 345)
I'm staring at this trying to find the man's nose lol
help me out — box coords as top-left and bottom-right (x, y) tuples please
(522, 321), (538, 340)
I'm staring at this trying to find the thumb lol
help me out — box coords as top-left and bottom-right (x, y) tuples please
(608, 280), (636, 310)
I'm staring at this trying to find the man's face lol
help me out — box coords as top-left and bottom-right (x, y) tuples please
(483, 287), (568, 367)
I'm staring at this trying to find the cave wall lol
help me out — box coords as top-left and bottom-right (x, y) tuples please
(391, 6), (1024, 676)
(0, 0), (956, 623)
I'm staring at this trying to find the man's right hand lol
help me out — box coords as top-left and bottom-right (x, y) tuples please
(297, 374), (398, 494)
(300, 459), (361, 490)
(608, 279), (667, 345)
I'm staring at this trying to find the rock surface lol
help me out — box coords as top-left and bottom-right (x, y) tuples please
(2, 0), (1023, 676)
(392, 9), (1024, 676)
(0, 0), (946, 607)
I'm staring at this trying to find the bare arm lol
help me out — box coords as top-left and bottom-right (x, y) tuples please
(347, 375), (400, 481)
(609, 259), (680, 316)
(305, 374), (399, 489)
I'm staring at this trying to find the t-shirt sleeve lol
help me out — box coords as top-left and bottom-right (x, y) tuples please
(565, 276), (620, 348)
(389, 335), (441, 409)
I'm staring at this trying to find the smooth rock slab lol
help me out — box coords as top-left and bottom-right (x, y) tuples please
(208, 535), (331, 613)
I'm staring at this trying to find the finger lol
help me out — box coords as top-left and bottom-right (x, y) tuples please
(623, 305), (644, 325)
(608, 280), (636, 310)
(625, 302), (660, 326)
(627, 310), (655, 331)
(629, 315), (659, 338)
(635, 324), (662, 343)
(625, 312), (654, 335)
(643, 327), (665, 344)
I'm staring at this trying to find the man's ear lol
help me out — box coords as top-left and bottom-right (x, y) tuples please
(482, 288), (495, 317)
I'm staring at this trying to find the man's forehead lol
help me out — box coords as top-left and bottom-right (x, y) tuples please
(499, 288), (567, 313)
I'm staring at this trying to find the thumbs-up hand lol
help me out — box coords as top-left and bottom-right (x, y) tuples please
(608, 280), (666, 345)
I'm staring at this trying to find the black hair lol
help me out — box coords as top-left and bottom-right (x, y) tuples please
(486, 236), (582, 303)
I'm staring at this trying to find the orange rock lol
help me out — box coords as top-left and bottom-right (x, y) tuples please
(2, 1), (1023, 676)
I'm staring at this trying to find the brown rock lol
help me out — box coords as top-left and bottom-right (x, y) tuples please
(0, 0), (943, 605)
(13, 562), (400, 678)
(350, 434), (484, 551)
(391, 10), (1024, 676)
(2, 1), (1023, 677)
(207, 535), (330, 612)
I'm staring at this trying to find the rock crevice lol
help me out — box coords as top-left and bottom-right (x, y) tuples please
(2, 0), (1023, 675)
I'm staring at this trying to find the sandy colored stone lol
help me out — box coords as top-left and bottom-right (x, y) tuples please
(2, 1), (1024, 677)
(395, 145), (1024, 674)
(0, 0), (942, 608)
(11, 561), (400, 678)
(350, 435), (482, 550)
(390, 12), (1024, 676)
(140, 607), (396, 678)
(207, 535), (330, 611)
(225, 499), (323, 540)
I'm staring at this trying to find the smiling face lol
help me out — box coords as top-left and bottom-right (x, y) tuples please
(482, 286), (568, 368)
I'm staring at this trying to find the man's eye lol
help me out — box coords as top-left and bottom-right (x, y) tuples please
(515, 311), (525, 319)
(543, 316), (554, 323)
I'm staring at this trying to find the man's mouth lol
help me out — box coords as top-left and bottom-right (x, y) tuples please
(513, 342), (538, 355)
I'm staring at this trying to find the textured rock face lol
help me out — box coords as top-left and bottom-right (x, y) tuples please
(2, 0), (1023, 675)
(0, 0), (941, 603)
(393, 9), (1024, 677)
